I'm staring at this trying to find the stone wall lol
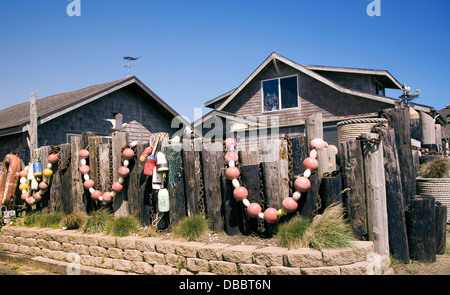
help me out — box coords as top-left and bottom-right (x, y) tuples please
(0, 226), (391, 275)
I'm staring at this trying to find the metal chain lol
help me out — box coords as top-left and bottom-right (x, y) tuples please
(284, 134), (294, 196)
(197, 147), (206, 216)
(257, 161), (266, 233)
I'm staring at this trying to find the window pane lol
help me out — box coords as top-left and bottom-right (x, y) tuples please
(262, 79), (279, 111)
(281, 76), (298, 109)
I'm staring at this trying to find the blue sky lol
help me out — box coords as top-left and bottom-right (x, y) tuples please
(0, 0), (449, 122)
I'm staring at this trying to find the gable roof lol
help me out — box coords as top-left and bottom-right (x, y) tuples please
(206, 52), (433, 113)
(302, 64), (402, 90)
(0, 76), (187, 136)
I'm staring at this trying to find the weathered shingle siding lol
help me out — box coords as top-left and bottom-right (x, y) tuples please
(37, 86), (175, 147)
(222, 61), (391, 125)
(311, 71), (377, 94)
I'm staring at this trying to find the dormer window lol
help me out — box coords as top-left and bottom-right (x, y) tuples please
(262, 75), (299, 112)
(375, 80), (385, 96)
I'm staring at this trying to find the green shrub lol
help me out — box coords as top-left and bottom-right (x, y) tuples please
(276, 215), (311, 249)
(106, 215), (141, 237)
(82, 208), (113, 234)
(23, 211), (66, 229)
(60, 212), (88, 230)
(171, 215), (210, 241)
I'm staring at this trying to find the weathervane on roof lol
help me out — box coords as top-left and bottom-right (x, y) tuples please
(123, 56), (141, 77)
(399, 83), (420, 106)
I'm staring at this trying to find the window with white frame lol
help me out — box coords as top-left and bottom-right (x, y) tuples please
(262, 75), (299, 112)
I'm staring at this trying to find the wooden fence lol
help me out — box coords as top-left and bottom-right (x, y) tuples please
(14, 107), (447, 263)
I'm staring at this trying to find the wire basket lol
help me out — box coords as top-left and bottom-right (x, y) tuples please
(416, 177), (450, 224)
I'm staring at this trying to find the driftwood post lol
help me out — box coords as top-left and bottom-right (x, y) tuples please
(71, 133), (93, 213)
(406, 195), (436, 262)
(305, 113), (323, 145)
(201, 143), (225, 233)
(28, 92), (38, 162)
(340, 139), (367, 240)
(380, 107), (415, 208)
(318, 176), (342, 214)
(361, 133), (389, 255)
(375, 126), (410, 263)
(182, 142), (202, 216)
(163, 144), (187, 226)
(112, 131), (129, 217)
(435, 201), (447, 255)
(50, 143), (72, 213)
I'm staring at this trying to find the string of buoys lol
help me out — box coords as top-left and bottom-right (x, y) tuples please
(224, 137), (337, 223)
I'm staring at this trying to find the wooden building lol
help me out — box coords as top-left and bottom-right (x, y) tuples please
(0, 76), (187, 161)
(195, 52), (442, 145)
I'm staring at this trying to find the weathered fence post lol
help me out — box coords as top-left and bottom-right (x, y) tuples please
(221, 168), (242, 235)
(406, 195), (436, 262)
(318, 175), (342, 214)
(435, 201), (447, 255)
(305, 113), (323, 145)
(127, 142), (145, 219)
(361, 132), (389, 256)
(182, 141), (202, 217)
(340, 138), (368, 240)
(163, 144), (187, 226)
(111, 131), (129, 217)
(375, 126), (410, 263)
(380, 107), (415, 208)
(50, 143), (72, 213)
(201, 142), (225, 233)
(71, 132), (93, 213)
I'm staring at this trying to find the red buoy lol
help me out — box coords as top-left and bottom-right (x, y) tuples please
(118, 166), (130, 177)
(102, 192), (112, 203)
(83, 179), (95, 189)
(225, 151), (239, 163)
(112, 182), (123, 192)
(122, 148), (135, 160)
(233, 186), (248, 201)
(282, 197), (298, 213)
(79, 165), (90, 175)
(224, 138), (237, 148)
(294, 176), (311, 193)
(302, 157), (318, 171)
(247, 203), (262, 218)
(264, 208), (278, 223)
(226, 166), (240, 180)
(48, 154), (59, 164)
(79, 149), (89, 159)
(91, 190), (102, 200)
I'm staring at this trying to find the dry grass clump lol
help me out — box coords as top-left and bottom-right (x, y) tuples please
(276, 203), (355, 250)
(60, 212), (88, 230)
(106, 215), (141, 237)
(82, 208), (114, 234)
(419, 158), (450, 178)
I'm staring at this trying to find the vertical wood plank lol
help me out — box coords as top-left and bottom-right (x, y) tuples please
(305, 113), (323, 146)
(375, 126), (410, 263)
(183, 146), (201, 216)
(111, 131), (129, 217)
(39, 146), (51, 209)
(201, 144), (224, 232)
(71, 135), (89, 213)
(381, 107), (415, 208)
(28, 92), (38, 162)
(361, 132), (389, 256)
(163, 144), (187, 226)
(340, 138), (367, 240)
(98, 143), (111, 193)
(127, 142), (144, 218)
(87, 136), (102, 212)
(221, 168), (242, 235)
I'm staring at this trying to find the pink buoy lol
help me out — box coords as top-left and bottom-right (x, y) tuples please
(91, 190), (102, 200)
(79, 149), (89, 159)
(102, 192), (112, 203)
(224, 151), (238, 163)
(247, 203), (262, 218)
(225, 166), (240, 180)
(26, 197), (35, 205)
(79, 165), (90, 175)
(264, 208), (278, 223)
(302, 157), (318, 172)
(310, 138), (326, 151)
(33, 192), (42, 201)
(48, 154), (59, 164)
(38, 181), (48, 190)
(84, 179), (95, 189)
(118, 166), (130, 177)
(282, 197), (298, 213)
(224, 138), (237, 148)
(21, 191), (30, 201)
(122, 148), (135, 160)
(294, 176), (311, 193)
(233, 186), (248, 201)
(329, 144), (338, 155)
(112, 182), (123, 192)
